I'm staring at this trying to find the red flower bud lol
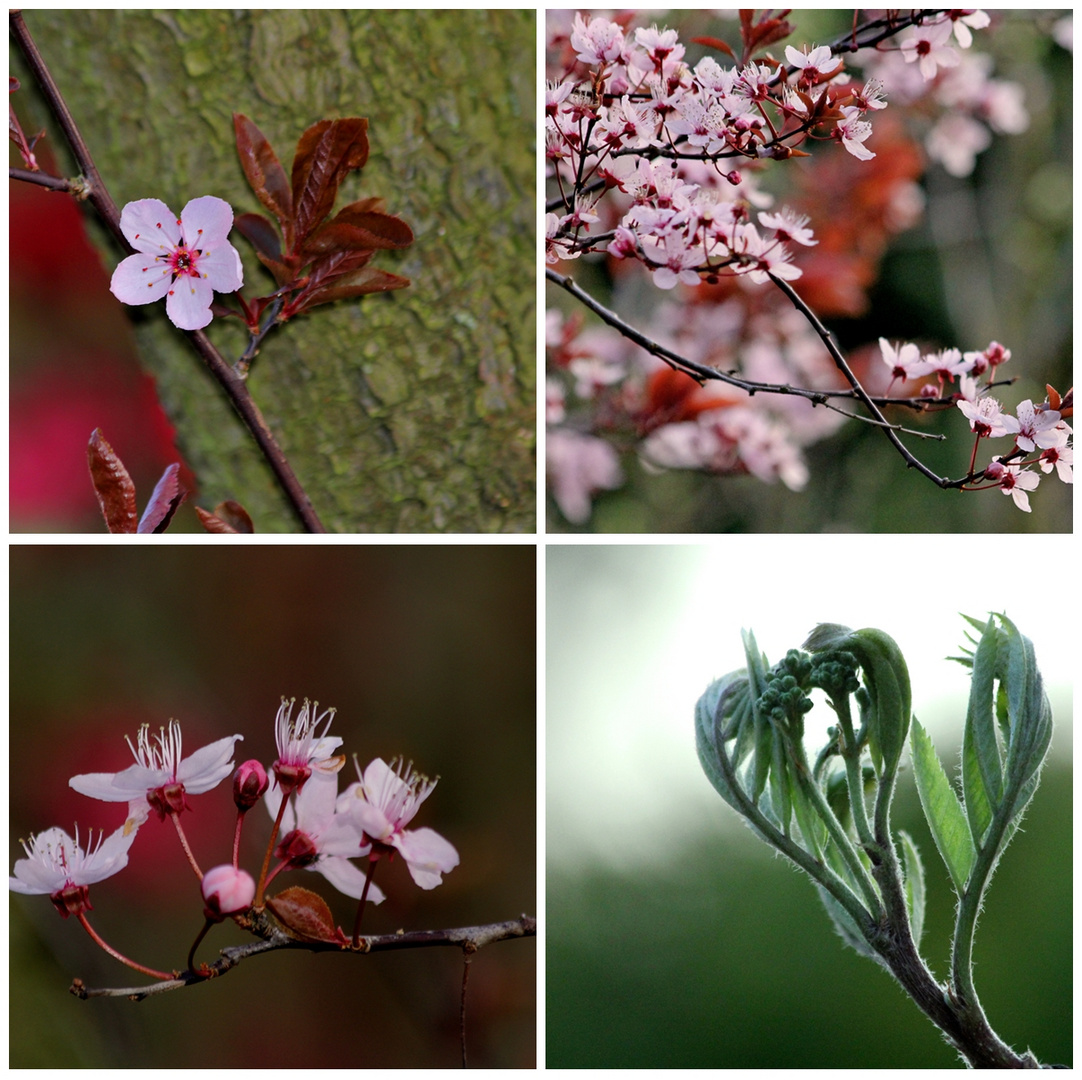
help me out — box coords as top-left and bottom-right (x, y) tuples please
(201, 865), (255, 920)
(232, 759), (269, 811)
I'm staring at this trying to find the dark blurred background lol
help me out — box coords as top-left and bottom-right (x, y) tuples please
(9, 545), (536, 1067)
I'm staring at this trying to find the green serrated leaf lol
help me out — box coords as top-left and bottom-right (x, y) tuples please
(962, 615), (1003, 847)
(898, 830), (926, 949)
(910, 716), (975, 894)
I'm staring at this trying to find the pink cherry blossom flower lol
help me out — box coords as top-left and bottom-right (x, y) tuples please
(339, 757), (459, 890)
(880, 338), (931, 390)
(758, 209), (817, 247)
(946, 9), (991, 49)
(271, 697), (343, 798)
(264, 761), (386, 903)
(900, 21), (960, 80)
(110, 197), (243, 331)
(9, 819), (142, 917)
(1001, 399), (1063, 453)
(957, 394), (1011, 438)
(547, 428), (623, 523)
(201, 864), (255, 918)
(570, 14), (626, 66)
(1039, 444), (1073, 483)
(836, 106), (875, 160)
(989, 458), (1039, 512)
(69, 720), (242, 819)
(784, 43), (837, 84)
(924, 347), (971, 383)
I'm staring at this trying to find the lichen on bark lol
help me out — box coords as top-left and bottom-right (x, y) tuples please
(20, 10), (535, 532)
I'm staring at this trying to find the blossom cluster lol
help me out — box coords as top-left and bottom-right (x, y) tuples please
(546, 10), (1066, 525)
(10, 699), (458, 971)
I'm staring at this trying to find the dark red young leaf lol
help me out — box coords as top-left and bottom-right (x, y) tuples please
(234, 114), (294, 247)
(266, 886), (348, 945)
(195, 500), (254, 533)
(299, 266), (411, 311)
(87, 428), (138, 533)
(299, 219), (410, 259)
(234, 212), (283, 262)
(312, 204), (414, 250)
(137, 462), (186, 533)
(690, 35), (735, 59)
(291, 118), (369, 247)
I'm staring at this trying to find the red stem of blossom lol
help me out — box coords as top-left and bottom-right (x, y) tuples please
(352, 858), (379, 948)
(77, 911), (173, 981)
(255, 796), (290, 908)
(170, 813), (203, 881)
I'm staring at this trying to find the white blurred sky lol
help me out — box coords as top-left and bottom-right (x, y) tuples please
(546, 538), (1074, 870)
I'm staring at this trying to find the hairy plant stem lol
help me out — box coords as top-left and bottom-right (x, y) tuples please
(10, 10), (326, 533)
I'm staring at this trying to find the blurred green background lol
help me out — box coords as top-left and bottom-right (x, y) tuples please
(547, 9), (1072, 532)
(9, 545), (535, 1067)
(546, 542), (1071, 1067)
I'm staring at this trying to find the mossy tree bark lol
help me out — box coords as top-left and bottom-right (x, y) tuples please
(16, 10), (535, 532)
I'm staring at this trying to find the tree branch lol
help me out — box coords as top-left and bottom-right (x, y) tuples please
(69, 914), (536, 1001)
(10, 9), (326, 532)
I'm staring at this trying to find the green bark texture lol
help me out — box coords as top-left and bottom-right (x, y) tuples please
(20, 10), (535, 532)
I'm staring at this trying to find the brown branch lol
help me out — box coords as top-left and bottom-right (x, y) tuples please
(69, 914), (536, 1001)
(10, 10), (326, 532)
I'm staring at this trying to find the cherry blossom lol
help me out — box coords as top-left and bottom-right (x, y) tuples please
(264, 761), (386, 903)
(547, 428), (623, 523)
(1002, 400), (1063, 453)
(784, 44), (838, 85)
(9, 821), (142, 916)
(110, 196), (243, 331)
(946, 10), (991, 49)
(1039, 443), (1072, 483)
(271, 697), (342, 798)
(879, 337), (930, 390)
(338, 758), (459, 890)
(570, 13), (627, 66)
(957, 394), (1011, 439)
(835, 106), (876, 160)
(69, 720), (242, 819)
(900, 21), (961, 81)
(988, 458), (1040, 512)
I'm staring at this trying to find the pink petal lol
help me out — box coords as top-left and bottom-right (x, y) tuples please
(313, 857), (386, 903)
(110, 252), (173, 305)
(176, 734), (243, 793)
(165, 274), (215, 330)
(119, 198), (182, 252)
(69, 764), (162, 802)
(180, 195), (235, 247)
(396, 826), (459, 889)
(352, 800), (393, 842)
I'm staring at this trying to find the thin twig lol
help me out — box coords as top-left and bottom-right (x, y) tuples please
(10, 10), (326, 532)
(69, 915), (536, 1001)
(547, 268), (945, 441)
(9, 165), (71, 192)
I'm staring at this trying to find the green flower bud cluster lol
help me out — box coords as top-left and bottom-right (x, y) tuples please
(757, 664), (814, 725)
(810, 650), (861, 700)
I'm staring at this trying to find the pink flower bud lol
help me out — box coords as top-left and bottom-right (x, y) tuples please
(201, 865), (255, 920)
(232, 759), (269, 811)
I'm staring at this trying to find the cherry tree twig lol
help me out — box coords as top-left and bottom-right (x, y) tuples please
(547, 268), (947, 442)
(69, 914), (536, 1001)
(9, 9), (326, 532)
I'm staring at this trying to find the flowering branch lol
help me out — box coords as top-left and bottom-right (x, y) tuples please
(10, 10), (325, 532)
(546, 9), (1071, 523)
(69, 915), (536, 1001)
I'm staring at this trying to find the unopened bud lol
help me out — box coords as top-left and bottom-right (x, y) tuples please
(201, 865), (255, 920)
(233, 760), (269, 811)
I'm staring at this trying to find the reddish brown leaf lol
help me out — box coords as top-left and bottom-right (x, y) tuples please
(690, 34), (735, 59)
(291, 118), (369, 246)
(137, 463), (185, 533)
(234, 212), (283, 262)
(301, 267), (411, 310)
(234, 114), (294, 247)
(87, 429), (138, 533)
(300, 221), (408, 259)
(266, 886), (348, 945)
(196, 500), (254, 533)
(317, 205), (413, 249)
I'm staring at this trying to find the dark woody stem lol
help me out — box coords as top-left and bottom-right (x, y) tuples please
(9, 10), (326, 533)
